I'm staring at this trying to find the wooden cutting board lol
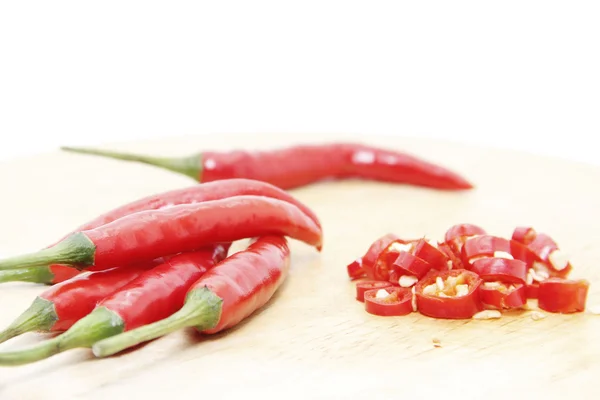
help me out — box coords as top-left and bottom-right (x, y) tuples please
(0, 133), (598, 400)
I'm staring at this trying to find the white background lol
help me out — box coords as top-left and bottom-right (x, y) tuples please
(1, 1), (598, 165)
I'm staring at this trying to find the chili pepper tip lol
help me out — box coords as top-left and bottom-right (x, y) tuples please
(0, 297), (57, 344)
(0, 265), (56, 285)
(92, 287), (222, 358)
(61, 146), (201, 181)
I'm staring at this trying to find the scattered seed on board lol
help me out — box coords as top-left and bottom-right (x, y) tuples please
(472, 310), (502, 320)
(530, 311), (546, 321)
(432, 337), (441, 348)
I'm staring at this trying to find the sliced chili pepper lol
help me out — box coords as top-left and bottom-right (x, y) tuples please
(480, 282), (527, 310)
(92, 236), (291, 358)
(61, 143), (474, 191)
(461, 235), (536, 271)
(412, 239), (448, 271)
(0, 245), (227, 366)
(0, 179), (320, 284)
(444, 223), (487, 243)
(470, 258), (527, 284)
(392, 251), (432, 280)
(437, 242), (463, 270)
(360, 234), (400, 280)
(356, 281), (394, 302)
(363, 287), (413, 317)
(538, 278), (589, 314)
(414, 269), (483, 319)
(372, 239), (417, 281)
(526, 283), (539, 299)
(527, 233), (572, 278)
(0, 262), (156, 344)
(512, 226), (537, 245)
(0, 195), (322, 272)
(347, 258), (365, 280)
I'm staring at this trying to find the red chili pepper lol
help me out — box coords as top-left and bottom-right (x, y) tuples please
(437, 241), (464, 270)
(0, 245), (227, 366)
(61, 143), (474, 191)
(359, 234), (400, 280)
(0, 262), (156, 344)
(355, 281), (394, 302)
(526, 283), (539, 299)
(0, 195), (322, 272)
(91, 236), (291, 358)
(442, 223), (487, 270)
(0, 179), (321, 285)
(512, 226), (537, 245)
(526, 233), (572, 278)
(461, 235), (536, 270)
(538, 278), (589, 314)
(414, 269), (483, 319)
(444, 223), (487, 243)
(372, 239), (418, 281)
(470, 258), (528, 284)
(412, 240), (448, 271)
(392, 251), (432, 280)
(480, 282), (527, 310)
(346, 258), (365, 280)
(363, 287), (413, 317)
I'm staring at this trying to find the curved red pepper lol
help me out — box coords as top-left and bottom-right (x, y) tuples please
(461, 235), (536, 270)
(414, 269), (483, 319)
(538, 278), (589, 314)
(412, 240), (448, 271)
(360, 234), (405, 281)
(442, 223), (486, 270)
(346, 258), (365, 280)
(470, 258), (527, 284)
(480, 283), (527, 310)
(355, 281), (394, 302)
(364, 287), (413, 317)
(527, 233), (572, 278)
(373, 239), (419, 281)
(526, 284), (539, 299)
(438, 242), (464, 270)
(512, 226), (537, 245)
(444, 223), (487, 243)
(392, 251), (432, 279)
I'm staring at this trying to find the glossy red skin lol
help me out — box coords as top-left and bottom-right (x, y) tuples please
(372, 239), (417, 281)
(470, 258), (528, 284)
(461, 235), (536, 269)
(84, 195), (322, 270)
(194, 236), (291, 334)
(415, 269), (483, 319)
(364, 287), (413, 316)
(512, 227), (537, 245)
(101, 245), (228, 331)
(45, 263), (155, 331)
(438, 242), (464, 270)
(347, 258), (365, 280)
(49, 265), (82, 284)
(356, 281), (394, 302)
(361, 234), (400, 280)
(393, 251), (432, 279)
(527, 233), (573, 278)
(538, 278), (589, 314)
(444, 224), (486, 243)
(46, 179), (320, 278)
(201, 143), (473, 191)
(480, 284), (527, 310)
(526, 284), (539, 299)
(413, 240), (448, 270)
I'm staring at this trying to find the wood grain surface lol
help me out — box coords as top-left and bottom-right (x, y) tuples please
(0, 133), (598, 400)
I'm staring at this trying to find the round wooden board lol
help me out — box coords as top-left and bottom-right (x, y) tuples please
(0, 133), (598, 400)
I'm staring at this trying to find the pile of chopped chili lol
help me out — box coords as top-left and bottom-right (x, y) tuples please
(348, 223), (590, 319)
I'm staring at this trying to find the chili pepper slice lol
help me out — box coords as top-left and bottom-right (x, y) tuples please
(412, 239), (448, 271)
(356, 281), (394, 302)
(347, 258), (365, 280)
(437, 242), (463, 270)
(527, 233), (572, 278)
(512, 226), (537, 245)
(92, 236), (291, 358)
(470, 258), (528, 284)
(360, 234), (400, 280)
(526, 283), (539, 299)
(444, 223), (487, 243)
(0, 245), (227, 366)
(61, 143), (474, 191)
(372, 239), (417, 282)
(0, 262), (156, 344)
(0, 195), (322, 272)
(414, 269), (483, 319)
(538, 278), (589, 314)
(392, 251), (432, 280)
(363, 287), (413, 317)
(480, 282), (527, 310)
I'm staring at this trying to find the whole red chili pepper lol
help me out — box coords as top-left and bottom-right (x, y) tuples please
(0, 195), (322, 272)
(0, 245), (227, 366)
(0, 179), (321, 285)
(60, 143), (474, 191)
(0, 262), (157, 344)
(91, 236), (290, 358)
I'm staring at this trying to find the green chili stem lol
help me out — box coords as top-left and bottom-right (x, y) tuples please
(0, 265), (55, 284)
